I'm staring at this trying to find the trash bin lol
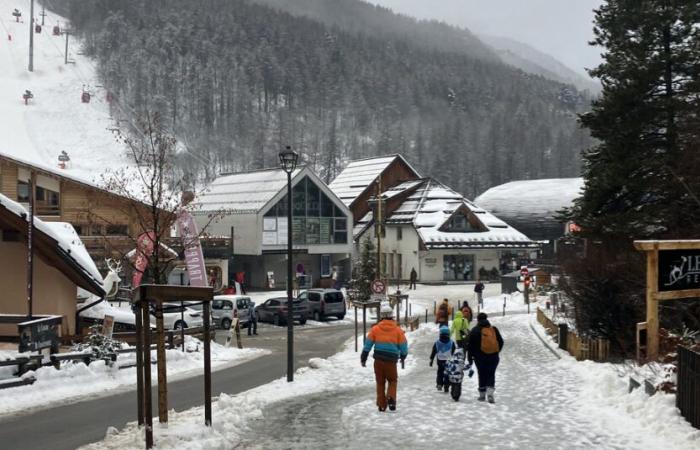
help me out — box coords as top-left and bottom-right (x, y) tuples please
(558, 323), (568, 350)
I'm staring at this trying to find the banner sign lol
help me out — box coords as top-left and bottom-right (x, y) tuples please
(177, 209), (207, 287)
(658, 249), (700, 292)
(132, 231), (155, 287)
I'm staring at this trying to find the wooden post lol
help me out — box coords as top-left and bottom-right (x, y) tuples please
(646, 248), (659, 361)
(141, 301), (153, 449)
(155, 301), (168, 423)
(135, 302), (144, 426)
(203, 300), (212, 426)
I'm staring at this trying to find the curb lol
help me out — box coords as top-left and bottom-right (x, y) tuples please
(528, 320), (562, 360)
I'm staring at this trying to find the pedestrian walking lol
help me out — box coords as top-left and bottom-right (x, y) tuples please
(434, 298), (452, 327)
(474, 280), (485, 308)
(450, 310), (470, 351)
(467, 312), (504, 403)
(361, 304), (408, 412)
(444, 348), (473, 401)
(461, 300), (473, 323)
(409, 267), (417, 290)
(247, 305), (258, 336)
(429, 325), (455, 392)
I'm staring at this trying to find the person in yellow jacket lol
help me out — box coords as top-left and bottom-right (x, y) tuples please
(450, 310), (470, 350)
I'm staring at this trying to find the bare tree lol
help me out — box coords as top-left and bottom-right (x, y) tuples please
(91, 111), (220, 285)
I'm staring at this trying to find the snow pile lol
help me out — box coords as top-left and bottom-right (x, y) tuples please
(0, 337), (268, 419)
(79, 325), (429, 450)
(0, 0), (129, 185)
(531, 317), (700, 448)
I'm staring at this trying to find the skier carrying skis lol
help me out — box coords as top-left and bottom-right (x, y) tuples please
(361, 304), (408, 412)
(467, 312), (504, 403)
(444, 348), (473, 401)
(429, 325), (455, 392)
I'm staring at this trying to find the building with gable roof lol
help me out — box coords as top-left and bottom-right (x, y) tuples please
(194, 166), (353, 289)
(331, 155), (538, 283)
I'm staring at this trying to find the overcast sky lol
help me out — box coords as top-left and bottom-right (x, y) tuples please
(367, 0), (603, 76)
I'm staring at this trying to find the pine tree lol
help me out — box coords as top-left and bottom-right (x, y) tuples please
(569, 0), (700, 239)
(352, 236), (377, 301)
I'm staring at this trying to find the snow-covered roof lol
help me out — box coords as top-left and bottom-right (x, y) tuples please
(0, 0), (130, 186)
(356, 178), (535, 249)
(473, 178), (584, 240)
(474, 178), (583, 219)
(195, 167), (303, 213)
(329, 155), (420, 206)
(0, 193), (105, 295)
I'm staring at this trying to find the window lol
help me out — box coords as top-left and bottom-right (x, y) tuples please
(90, 224), (103, 236)
(222, 301), (233, 310)
(334, 218), (347, 244)
(212, 300), (223, 310)
(268, 300), (280, 307)
(396, 227), (403, 240)
(324, 292), (343, 303)
(17, 180), (29, 202)
(106, 224), (128, 236)
(308, 292), (321, 302)
(320, 254), (331, 277)
(444, 214), (475, 232)
(73, 225), (83, 236)
(34, 186), (60, 214)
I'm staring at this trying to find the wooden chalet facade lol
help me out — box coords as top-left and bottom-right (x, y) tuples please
(0, 153), (148, 269)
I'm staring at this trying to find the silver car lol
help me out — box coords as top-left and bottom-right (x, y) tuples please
(211, 295), (255, 330)
(298, 289), (346, 321)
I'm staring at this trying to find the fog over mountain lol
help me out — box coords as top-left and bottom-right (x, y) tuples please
(368, 0), (603, 79)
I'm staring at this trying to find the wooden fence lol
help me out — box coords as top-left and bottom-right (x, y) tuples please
(677, 346), (700, 429)
(536, 307), (610, 362)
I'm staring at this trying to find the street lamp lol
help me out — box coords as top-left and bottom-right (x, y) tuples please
(279, 146), (298, 382)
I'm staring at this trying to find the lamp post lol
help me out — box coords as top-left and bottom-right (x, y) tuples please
(279, 146), (299, 382)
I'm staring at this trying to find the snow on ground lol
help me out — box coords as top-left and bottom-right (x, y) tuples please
(0, 0), (128, 183)
(81, 308), (699, 450)
(0, 337), (268, 419)
(79, 325), (430, 450)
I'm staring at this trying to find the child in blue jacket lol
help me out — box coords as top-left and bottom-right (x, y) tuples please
(429, 325), (455, 392)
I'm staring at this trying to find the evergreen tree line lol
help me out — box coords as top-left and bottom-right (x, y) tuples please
(47, 0), (592, 197)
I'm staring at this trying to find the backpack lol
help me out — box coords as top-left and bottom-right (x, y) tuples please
(480, 327), (499, 354)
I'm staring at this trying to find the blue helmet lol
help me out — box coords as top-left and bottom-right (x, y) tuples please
(439, 325), (450, 336)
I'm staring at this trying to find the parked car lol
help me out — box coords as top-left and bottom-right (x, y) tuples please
(255, 297), (308, 326)
(298, 289), (346, 321)
(155, 303), (204, 330)
(210, 295), (256, 330)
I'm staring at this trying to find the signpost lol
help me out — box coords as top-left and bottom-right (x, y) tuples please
(634, 240), (700, 361)
(18, 315), (61, 353)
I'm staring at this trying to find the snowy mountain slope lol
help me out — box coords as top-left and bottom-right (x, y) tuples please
(481, 34), (601, 94)
(0, 0), (127, 185)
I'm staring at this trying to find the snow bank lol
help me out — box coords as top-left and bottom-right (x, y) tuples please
(0, 337), (268, 419)
(79, 325), (430, 450)
(531, 317), (700, 448)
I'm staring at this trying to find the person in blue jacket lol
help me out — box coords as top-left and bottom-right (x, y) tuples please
(429, 325), (455, 392)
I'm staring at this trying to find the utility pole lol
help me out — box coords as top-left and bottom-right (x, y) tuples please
(40, 4), (46, 26)
(375, 179), (383, 279)
(27, 172), (35, 318)
(28, 0), (34, 72)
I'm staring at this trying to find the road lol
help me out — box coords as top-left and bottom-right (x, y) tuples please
(0, 321), (354, 450)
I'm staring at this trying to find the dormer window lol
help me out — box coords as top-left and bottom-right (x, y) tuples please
(444, 214), (475, 232)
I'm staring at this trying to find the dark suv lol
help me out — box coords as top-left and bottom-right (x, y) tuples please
(256, 297), (308, 326)
(298, 289), (346, 321)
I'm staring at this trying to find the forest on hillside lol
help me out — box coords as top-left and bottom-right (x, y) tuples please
(46, 0), (592, 197)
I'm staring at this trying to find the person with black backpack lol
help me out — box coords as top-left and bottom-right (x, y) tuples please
(467, 312), (504, 403)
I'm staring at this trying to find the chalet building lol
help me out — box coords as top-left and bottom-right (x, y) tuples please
(330, 155), (537, 283)
(474, 178), (584, 258)
(194, 166), (353, 289)
(0, 193), (105, 337)
(0, 152), (147, 268)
